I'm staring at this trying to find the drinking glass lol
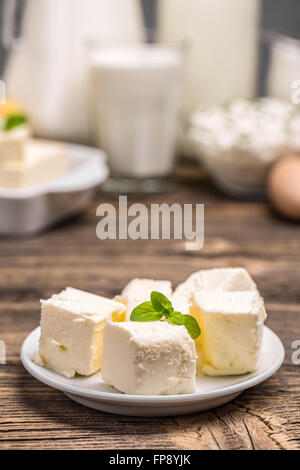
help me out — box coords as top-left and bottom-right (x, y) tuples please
(87, 40), (183, 193)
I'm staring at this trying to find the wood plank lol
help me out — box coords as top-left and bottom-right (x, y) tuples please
(0, 173), (299, 449)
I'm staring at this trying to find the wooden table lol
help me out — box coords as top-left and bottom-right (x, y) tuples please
(0, 168), (299, 450)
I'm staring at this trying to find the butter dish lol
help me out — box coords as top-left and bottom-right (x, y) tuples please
(0, 142), (108, 235)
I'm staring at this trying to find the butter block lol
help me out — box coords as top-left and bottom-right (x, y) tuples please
(102, 321), (196, 395)
(116, 278), (172, 321)
(37, 287), (125, 377)
(190, 291), (266, 376)
(0, 139), (68, 188)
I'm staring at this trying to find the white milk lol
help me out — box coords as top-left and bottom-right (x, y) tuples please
(158, 0), (259, 118)
(5, 0), (143, 142)
(88, 46), (182, 178)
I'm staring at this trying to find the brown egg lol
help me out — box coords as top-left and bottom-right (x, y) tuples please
(268, 155), (300, 220)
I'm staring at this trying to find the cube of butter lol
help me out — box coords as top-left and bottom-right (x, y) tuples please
(102, 321), (196, 395)
(190, 291), (267, 376)
(116, 278), (172, 321)
(37, 287), (125, 377)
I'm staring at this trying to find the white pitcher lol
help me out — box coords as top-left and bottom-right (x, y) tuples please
(4, 0), (143, 142)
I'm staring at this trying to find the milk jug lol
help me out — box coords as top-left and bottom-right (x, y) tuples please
(5, 0), (143, 142)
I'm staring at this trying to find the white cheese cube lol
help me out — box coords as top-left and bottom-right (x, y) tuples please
(116, 278), (172, 321)
(174, 268), (259, 374)
(190, 291), (266, 376)
(220, 268), (258, 292)
(174, 268), (257, 303)
(171, 292), (203, 372)
(102, 321), (196, 395)
(37, 287), (125, 377)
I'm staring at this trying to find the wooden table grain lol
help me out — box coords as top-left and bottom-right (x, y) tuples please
(0, 168), (299, 450)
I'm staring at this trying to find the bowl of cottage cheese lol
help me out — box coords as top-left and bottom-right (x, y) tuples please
(188, 98), (300, 198)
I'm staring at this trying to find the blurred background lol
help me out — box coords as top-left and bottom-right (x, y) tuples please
(1, 0), (300, 234)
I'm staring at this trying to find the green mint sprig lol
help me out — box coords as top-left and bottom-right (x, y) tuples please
(130, 291), (201, 340)
(3, 114), (28, 132)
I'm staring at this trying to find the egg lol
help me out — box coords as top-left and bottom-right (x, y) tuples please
(268, 155), (300, 220)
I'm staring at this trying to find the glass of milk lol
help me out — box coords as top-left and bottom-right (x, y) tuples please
(87, 43), (183, 192)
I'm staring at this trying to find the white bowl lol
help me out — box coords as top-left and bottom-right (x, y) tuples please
(21, 326), (284, 417)
(193, 146), (270, 199)
(188, 98), (300, 199)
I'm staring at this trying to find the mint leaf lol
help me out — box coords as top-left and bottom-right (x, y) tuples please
(168, 311), (185, 325)
(151, 291), (173, 315)
(130, 291), (201, 340)
(130, 301), (163, 322)
(4, 114), (28, 132)
(182, 315), (201, 340)
(168, 311), (200, 339)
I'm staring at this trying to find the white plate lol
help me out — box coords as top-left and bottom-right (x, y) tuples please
(0, 142), (109, 235)
(21, 326), (284, 417)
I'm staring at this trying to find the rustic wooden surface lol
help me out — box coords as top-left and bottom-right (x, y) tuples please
(0, 167), (299, 450)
